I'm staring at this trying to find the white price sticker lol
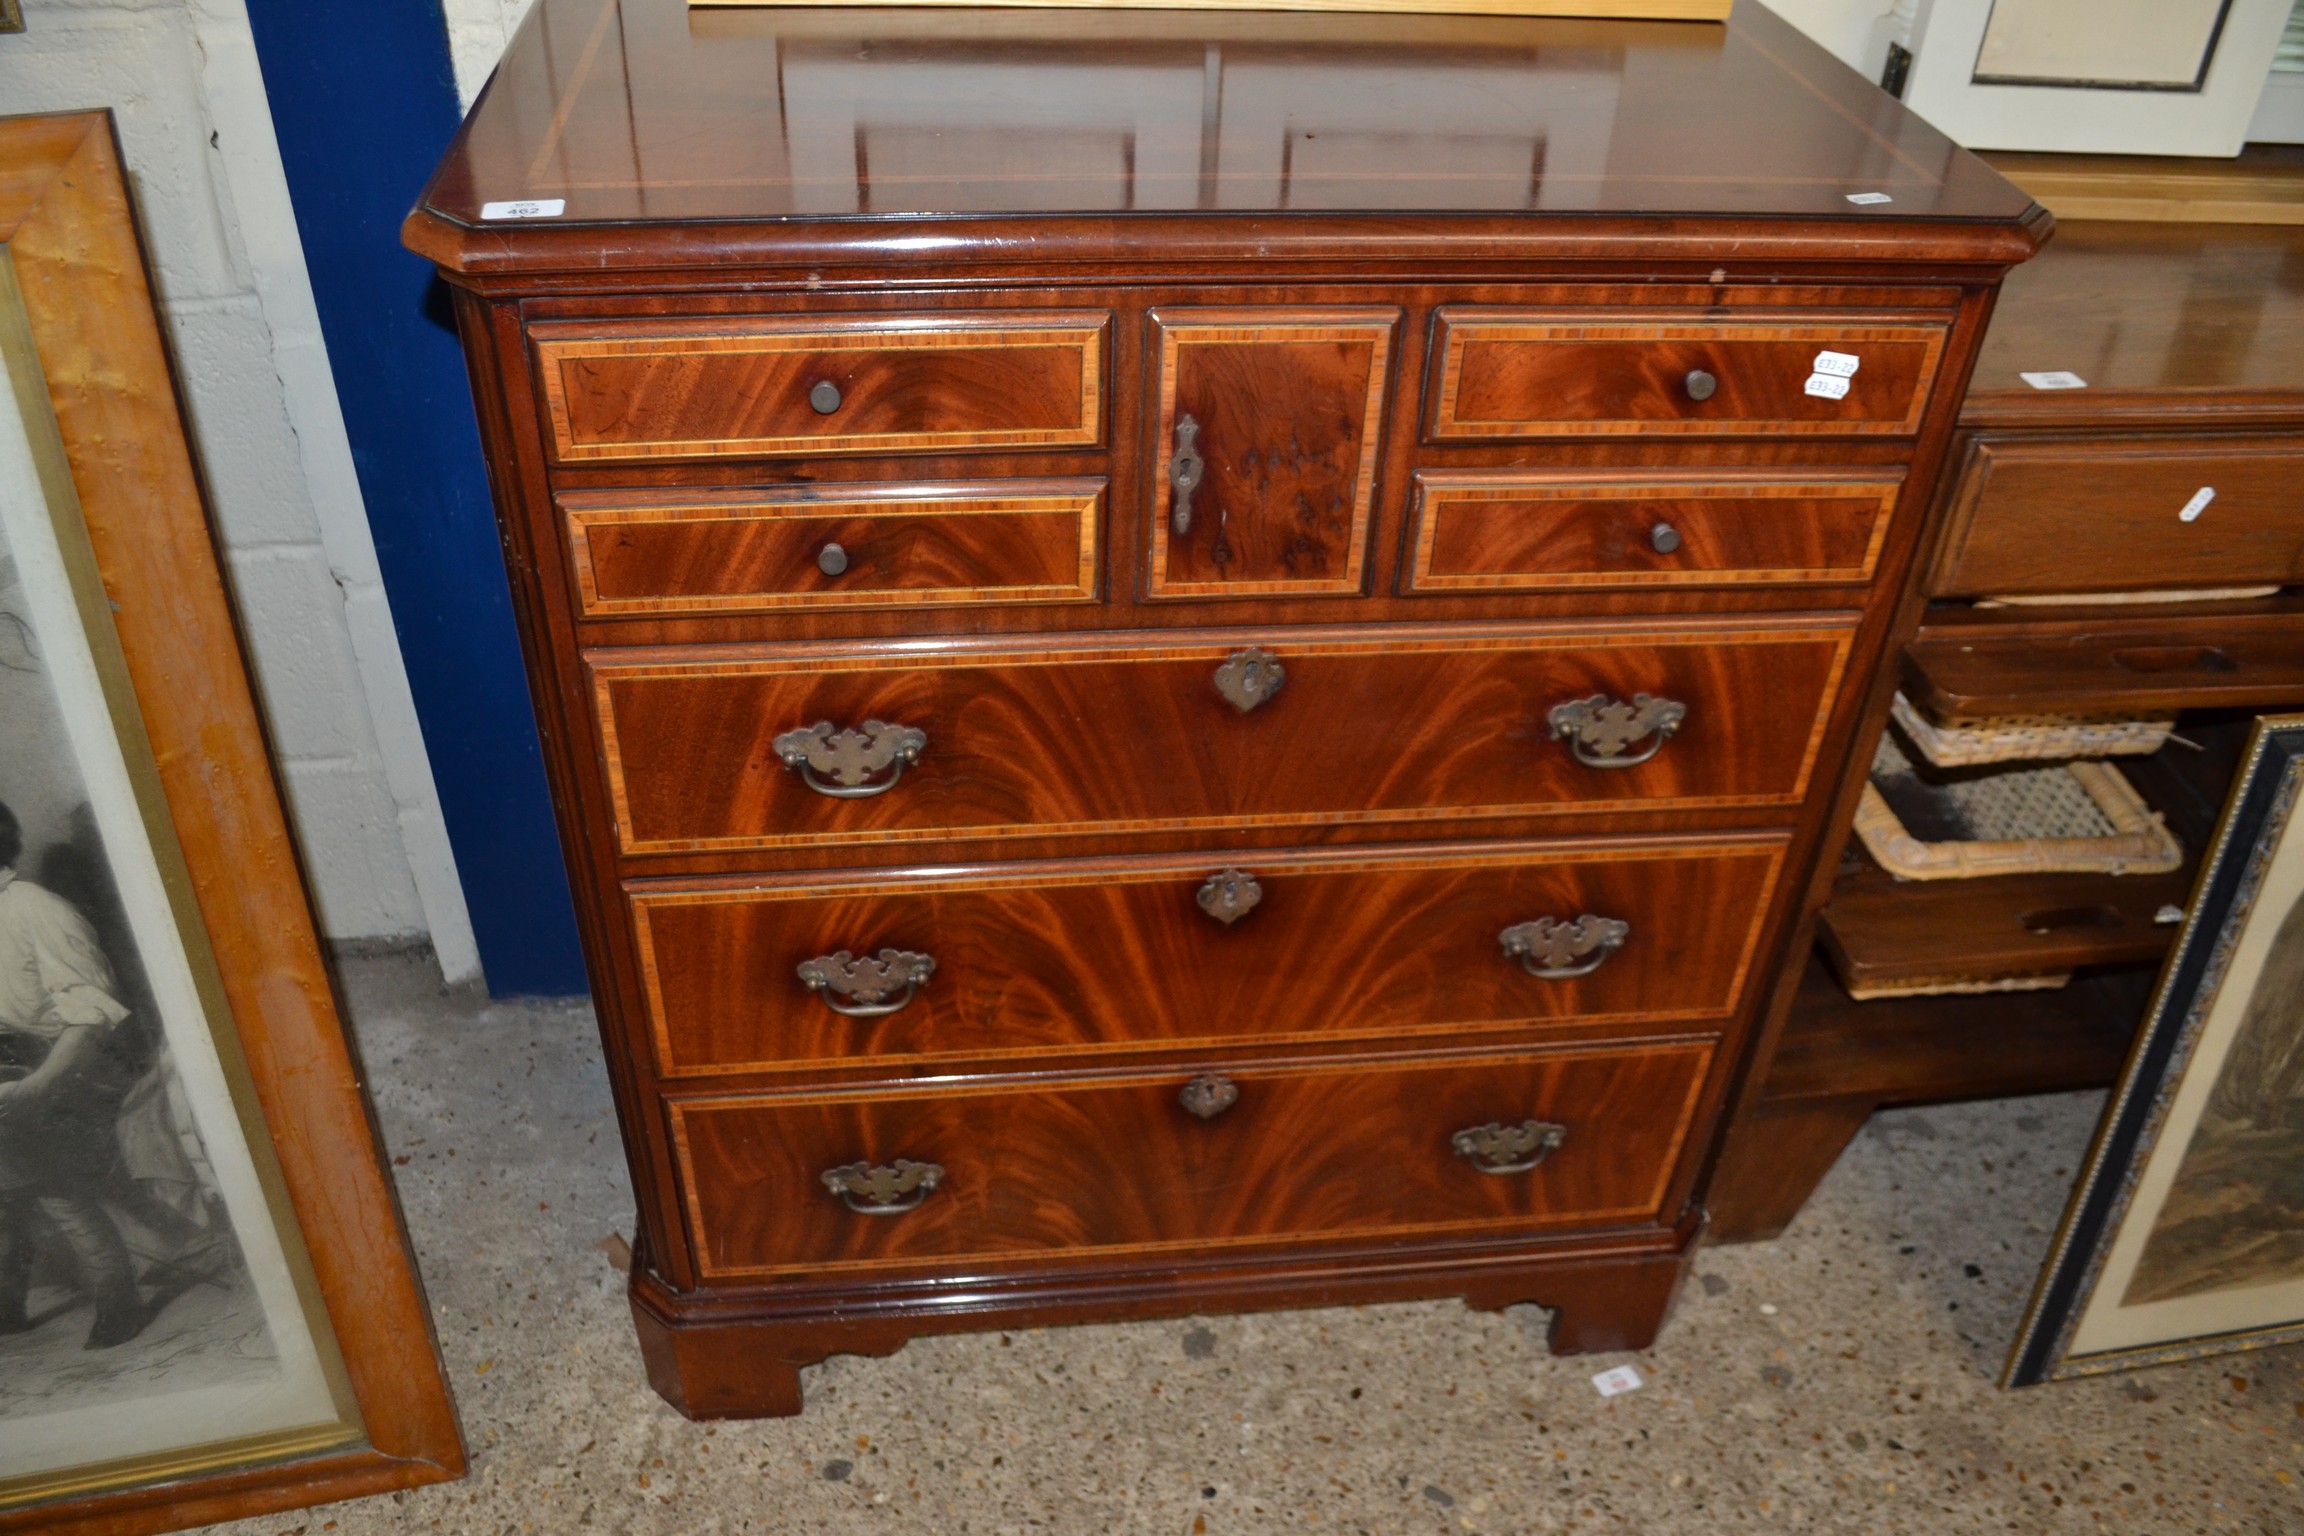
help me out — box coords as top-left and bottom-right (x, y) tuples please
(1845, 191), (1894, 206)
(1591, 1365), (1644, 1397)
(2019, 371), (2088, 390)
(481, 198), (567, 221)
(2179, 487), (2216, 523)
(1812, 350), (1860, 378)
(1804, 373), (1851, 400)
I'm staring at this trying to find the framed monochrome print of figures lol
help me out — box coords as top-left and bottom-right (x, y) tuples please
(2010, 715), (2304, 1386)
(0, 113), (461, 1531)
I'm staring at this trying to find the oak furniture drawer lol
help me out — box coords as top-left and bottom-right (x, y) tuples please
(632, 836), (1787, 1076)
(1427, 309), (1946, 440)
(1927, 434), (2304, 597)
(559, 480), (1104, 617)
(588, 623), (1855, 854)
(1403, 470), (1903, 594)
(669, 1041), (1715, 1280)
(531, 311), (1108, 463)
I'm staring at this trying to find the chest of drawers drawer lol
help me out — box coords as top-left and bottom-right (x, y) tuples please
(1403, 470), (1905, 594)
(1928, 433), (2304, 597)
(1427, 310), (1948, 440)
(631, 835), (1786, 1076)
(559, 480), (1106, 616)
(668, 1039), (1714, 1281)
(587, 622), (1855, 854)
(531, 311), (1109, 464)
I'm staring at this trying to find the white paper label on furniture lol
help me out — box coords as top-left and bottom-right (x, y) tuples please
(2020, 371), (2088, 390)
(1804, 373), (1851, 400)
(1845, 192), (1894, 205)
(1812, 350), (1860, 378)
(2179, 487), (2217, 522)
(482, 199), (567, 220)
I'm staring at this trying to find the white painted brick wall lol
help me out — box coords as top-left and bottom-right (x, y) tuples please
(1, 0), (477, 972)
(444, 0), (534, 109)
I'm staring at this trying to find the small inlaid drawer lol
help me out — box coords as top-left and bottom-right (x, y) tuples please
(587, 620), (1855, 854)
(1427, 308), (1945, 439)
(1928, 433), (2304, 597)
(530, 311), (1107, 463)
(559, 480), (1104, 617)
(1403, 470), (1903, 593)
(631, 836), (1786, 1075)
(668, 1041), (1715, 1281)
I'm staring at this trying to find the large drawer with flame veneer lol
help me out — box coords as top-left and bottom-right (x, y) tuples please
(630, 836), (1787, 1076)
(587, 622), (1856, 855)
(668, 1040), (1716, 1281)
(1426, 310), (1947, 440)
(530, 311), (1108, 464)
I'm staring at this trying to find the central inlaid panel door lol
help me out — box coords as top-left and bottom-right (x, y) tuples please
(1147, 308), (1396, 599)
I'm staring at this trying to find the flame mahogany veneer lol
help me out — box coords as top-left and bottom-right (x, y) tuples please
(407, 0), (2046, 1417)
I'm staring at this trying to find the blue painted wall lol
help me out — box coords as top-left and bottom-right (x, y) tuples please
(241, 0), (588, 995)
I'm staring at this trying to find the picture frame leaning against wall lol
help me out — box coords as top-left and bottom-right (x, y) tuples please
(0, 111), (462, 1534)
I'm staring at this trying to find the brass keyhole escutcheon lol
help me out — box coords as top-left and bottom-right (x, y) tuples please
(1196, 869), (1262, 925)
(818, 542), (850, 576)
(809, 379), (843, 413)
(1213, 647), (1284, 713)
(1178, 1074), (1239, 1120)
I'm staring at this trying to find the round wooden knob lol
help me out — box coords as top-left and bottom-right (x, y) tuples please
(809, 379), (842, 413)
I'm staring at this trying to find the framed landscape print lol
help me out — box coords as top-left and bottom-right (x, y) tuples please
(2009, 715), (2304, 1386)
(0, 112), (461, 1531)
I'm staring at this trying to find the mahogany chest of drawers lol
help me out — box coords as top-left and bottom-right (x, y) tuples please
(407, 0), (2045, 1416)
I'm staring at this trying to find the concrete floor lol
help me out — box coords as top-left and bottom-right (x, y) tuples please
(205, 951), (2304, 1535)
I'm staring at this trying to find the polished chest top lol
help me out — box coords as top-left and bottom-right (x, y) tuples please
(409, 0), (2043, 1417)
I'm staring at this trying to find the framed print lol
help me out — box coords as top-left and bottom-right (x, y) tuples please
(1901, 0), (2292, 155)
(2009, 714), (2304, 1385)
(0, 113), (461, 1530)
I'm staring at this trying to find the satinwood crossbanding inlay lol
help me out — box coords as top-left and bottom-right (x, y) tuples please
(667, 1040), (1717, 1280)
(532, 311), (1107, 462)
(1147, 309), (1396, 599)
(1428, 310), (1948, 439)
(1404, 470), (1905, 593)
(586, 623), (1857, 854)
(625, 835), (1790, 1077)
(559, 480), (1104, 616)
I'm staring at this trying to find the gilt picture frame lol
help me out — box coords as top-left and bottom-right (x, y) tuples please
(2009, 715), (2304, 1385)
(0, 111), (461, 1531)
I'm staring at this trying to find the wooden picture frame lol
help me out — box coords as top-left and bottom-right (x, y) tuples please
(2009, 714), (2304, 1385)
(1901, 0), (2292, 156)
(0, 111), (462, 1531)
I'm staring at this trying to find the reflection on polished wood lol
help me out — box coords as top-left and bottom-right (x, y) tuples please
(407, 0), (2034, 249)
(1969, 221), (2304, 399)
